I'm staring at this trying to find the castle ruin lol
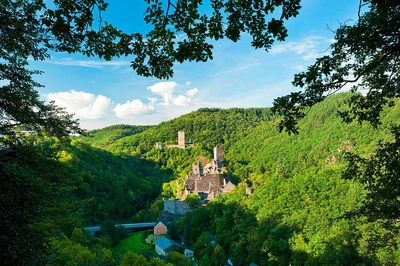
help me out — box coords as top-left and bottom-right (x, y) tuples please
(184, 146), (235, 201)
(156, 130), (193, 149)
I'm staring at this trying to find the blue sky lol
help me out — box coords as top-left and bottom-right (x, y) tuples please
(32, 0), (361, 130)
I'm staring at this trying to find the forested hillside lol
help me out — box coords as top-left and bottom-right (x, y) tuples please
(65, 108), (277, 217)
(35, 137), (169, 224)
(4, 93), (400, 265)
(9, 107), (274, 230)
(85, 108), (276, 155)
(83, 125), (152, 149)
(226, 93), (398, 181)
(178, 93), (400, 265)
(64, 93), (400, 265)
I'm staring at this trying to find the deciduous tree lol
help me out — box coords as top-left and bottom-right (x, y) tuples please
(272, 0), (400, 134)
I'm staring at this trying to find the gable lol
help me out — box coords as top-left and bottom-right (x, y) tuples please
(155, 237), (172, 250)
(155, 221), (167, 228)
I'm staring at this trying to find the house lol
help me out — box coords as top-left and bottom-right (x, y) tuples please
(220, 181), (236, 193)
(155, 237), (173, 256)
(155, 236), (194, 258)
(154, 220), (168, 236)
(184, 248), (194, 258)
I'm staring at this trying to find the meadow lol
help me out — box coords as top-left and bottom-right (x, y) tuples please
(112, 231), (155, 257)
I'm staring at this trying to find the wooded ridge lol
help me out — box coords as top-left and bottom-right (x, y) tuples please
(2, 93), (398, 265)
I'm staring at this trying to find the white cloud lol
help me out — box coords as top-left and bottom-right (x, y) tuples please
(269, 35), (330, 61)
(173, 95), (191, 106)
(186, 81), (191, 86)
(147, 81), (177, 105)
(213, 63), (260, 77)
(147, 81), (197, 107)
(148, 97), (158, 104)
(77, 95), (112, 119)
(291, 65), (305, 71)
(186, 88), (198, 97)
(51, 59), (129, 69)
(113, 100), (155, 117)
(45, 90), (112, 119)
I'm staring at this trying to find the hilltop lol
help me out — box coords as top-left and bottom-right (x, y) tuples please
(84, 107), (277, 155)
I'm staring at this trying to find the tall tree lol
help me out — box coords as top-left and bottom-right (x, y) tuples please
(0, 145), (81, 264)
(343, 125), (400, 221)
(272, 0), (400, 134)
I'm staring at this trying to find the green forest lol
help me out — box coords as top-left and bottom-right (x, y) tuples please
(2, 0), (400, 265)
(2, 93), (400, 265)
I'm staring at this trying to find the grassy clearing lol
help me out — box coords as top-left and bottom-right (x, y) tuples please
(145, 234), (162, 244)
(112, 231), (155, 257)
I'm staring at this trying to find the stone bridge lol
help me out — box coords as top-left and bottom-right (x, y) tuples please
(85, 222), (156, 236)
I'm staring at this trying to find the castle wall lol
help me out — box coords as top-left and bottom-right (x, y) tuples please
(164, 198), (192, 215)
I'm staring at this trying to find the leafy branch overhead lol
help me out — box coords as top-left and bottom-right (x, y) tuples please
(1, 0), (300, 138)
(138, 0), (301, 78)
(272, 0), (400, 134)
(3, 0), (302, 76)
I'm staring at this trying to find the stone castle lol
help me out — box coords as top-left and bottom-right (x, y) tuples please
(184, 146), (235, 201)
(160, 132), (236, 216)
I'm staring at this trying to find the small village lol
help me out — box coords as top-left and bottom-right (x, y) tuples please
(152, 131), (238, 261)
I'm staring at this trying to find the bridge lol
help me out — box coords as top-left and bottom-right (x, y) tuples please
(85, 222), (157, 236)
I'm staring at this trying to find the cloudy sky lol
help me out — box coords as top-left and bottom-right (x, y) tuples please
(32, 0), (361, 130)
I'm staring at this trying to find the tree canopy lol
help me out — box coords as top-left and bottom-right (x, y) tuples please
(272, 0), (400, 134)
(1, 0), (300, 141)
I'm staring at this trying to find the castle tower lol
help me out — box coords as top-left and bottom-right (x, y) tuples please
(214, 146), (224, 168)
(178, 131), (185, 147)
(192, 162), (201, 177)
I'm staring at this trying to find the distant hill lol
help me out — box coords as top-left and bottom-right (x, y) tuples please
(84, 124), (152, 149)
(95, 108), (277, 155)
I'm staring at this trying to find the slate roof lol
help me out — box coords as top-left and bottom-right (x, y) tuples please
(156, 218), (168, 227)
(220, 181), (236, 193)
(155, 237), (173, 250)
(196, 174), (223, 192)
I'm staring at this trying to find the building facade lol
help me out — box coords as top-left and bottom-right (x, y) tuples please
(154, 220), (168, 236)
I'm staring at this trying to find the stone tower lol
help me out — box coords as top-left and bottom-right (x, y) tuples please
(178, 131), (185, 147)
(214, 146), (224, 168)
